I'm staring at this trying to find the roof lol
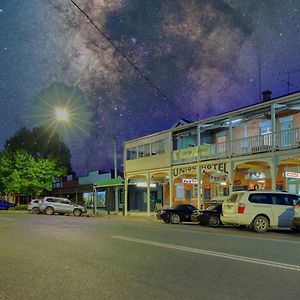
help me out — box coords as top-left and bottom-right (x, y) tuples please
(95, 176), (124, 187)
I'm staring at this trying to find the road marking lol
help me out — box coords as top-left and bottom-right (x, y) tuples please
(134, 222), (300, 244)
(0, 217), (12, 221)
(111, 235), (300, 272)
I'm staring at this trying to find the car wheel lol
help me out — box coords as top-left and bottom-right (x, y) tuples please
(45, 206), (54, 215)
(253, 215), (269, 233)
(208, 215), (220, 227)
(73, 209), (82, 217)
(163, 219), (170, 223)
(170, 214), (180, 224)
(31, 207), (39, 214)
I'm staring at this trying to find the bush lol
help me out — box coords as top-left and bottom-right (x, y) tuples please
(10, 205), (28, 211)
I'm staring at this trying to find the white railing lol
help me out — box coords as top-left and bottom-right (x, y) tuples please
(275, 127), (300, 149)
(172, 127), (300, 163)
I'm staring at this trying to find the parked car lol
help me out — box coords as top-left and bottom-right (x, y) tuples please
(0, 199), (15, 210)
(195, 204), (223, 227)
(157, 204), (199, 224)
(293, 202), (300, 231)
(38, 197), (87, 217)
(27, 199), (40, 214)
(221, 190), (300, 233)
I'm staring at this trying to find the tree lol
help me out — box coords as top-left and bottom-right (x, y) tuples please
(4, 125), (72, 174)
(0, 151), (64, 197)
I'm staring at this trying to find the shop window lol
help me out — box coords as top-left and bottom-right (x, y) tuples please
(185, 190), (191, 200)
(193, 184), (198, 197)
(176, 183), (184, 200)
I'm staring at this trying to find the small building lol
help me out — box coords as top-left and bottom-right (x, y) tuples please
(51, 171), (124, 212)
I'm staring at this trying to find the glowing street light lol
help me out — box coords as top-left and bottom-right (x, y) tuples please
(54, 107), (69, 122)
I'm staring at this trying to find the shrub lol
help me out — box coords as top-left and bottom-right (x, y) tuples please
(10, 204), (28, 210)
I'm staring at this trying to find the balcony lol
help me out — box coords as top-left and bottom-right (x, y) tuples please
(172, 127), (300, 163)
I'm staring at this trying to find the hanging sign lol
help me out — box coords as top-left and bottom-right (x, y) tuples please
(173, 146), (199, 161)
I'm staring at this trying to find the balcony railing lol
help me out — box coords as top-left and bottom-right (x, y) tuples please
(172, 127), (300, 163)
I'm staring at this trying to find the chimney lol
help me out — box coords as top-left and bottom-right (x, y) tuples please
(262, 90), (272, 102)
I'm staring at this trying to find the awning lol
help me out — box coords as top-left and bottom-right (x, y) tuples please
(95, 176), (124, 188)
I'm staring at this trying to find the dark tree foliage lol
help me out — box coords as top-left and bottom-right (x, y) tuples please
(4, 125), (72, 174)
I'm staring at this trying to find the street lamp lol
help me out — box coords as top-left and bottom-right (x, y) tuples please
(54, 107), (69, 122)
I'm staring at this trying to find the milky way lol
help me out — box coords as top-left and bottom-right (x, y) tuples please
(1, 0), (300, 175)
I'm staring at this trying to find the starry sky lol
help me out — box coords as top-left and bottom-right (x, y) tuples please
(1, 0), (300, 175)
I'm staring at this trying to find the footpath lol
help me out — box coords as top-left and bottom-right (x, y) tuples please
(85, 210), (159, 222)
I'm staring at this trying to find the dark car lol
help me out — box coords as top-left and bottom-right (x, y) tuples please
(157, 204), (199, 224)
(0, 199), (15, 210)
(196, 204), (223, 227)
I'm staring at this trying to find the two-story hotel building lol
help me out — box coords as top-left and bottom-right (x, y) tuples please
(123, 91), (300, 216)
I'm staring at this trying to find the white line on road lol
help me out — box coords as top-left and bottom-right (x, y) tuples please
(0, 217), (12, 221)
(111, 235), (300, 272)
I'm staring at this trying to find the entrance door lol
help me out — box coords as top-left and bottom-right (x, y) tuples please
(280, 116), (293, 147)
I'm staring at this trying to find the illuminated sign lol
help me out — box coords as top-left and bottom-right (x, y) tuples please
(285, 172), (300, 179)
(182, 178), (198, 184)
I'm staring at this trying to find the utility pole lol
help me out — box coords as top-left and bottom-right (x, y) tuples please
(113, 138), (119, 213)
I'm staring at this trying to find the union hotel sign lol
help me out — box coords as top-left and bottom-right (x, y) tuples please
(173, 162), (227, 177)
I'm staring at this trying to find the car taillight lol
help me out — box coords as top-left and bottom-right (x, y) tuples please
(238, 203), (245, 214)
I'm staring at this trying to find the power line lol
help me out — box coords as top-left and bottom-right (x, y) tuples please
(69, 0), (186, 119)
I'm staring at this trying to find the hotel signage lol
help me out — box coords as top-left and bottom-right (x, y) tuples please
(173, 162), (227, 177)
(173, 146), (199, 161)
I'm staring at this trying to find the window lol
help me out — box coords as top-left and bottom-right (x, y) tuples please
(260, 121), (272, 146)
(151, 140), (165, 155)
(60, 199), (70, 205)
(227, 193), (238, 203)
(176, 183), (184, 200)
(271, 194), (293, 206)
(249, 194), (272, 204)
(144, 144), (150, 157)
(46, 198), (55, 203)
(157, 140), (165, 154)
(193, 184), (198, 197)
(289, 194), (300, 205)
(151, 142), (158, 155)
(138, 145), (144, 158)
(127, 147), (137, 160)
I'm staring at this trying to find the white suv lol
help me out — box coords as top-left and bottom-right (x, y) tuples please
(221, 191), (300, 233)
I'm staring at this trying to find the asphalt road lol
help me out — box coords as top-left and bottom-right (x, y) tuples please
(1, 211), (300, 300)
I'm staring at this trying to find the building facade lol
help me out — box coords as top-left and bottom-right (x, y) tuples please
(123, 91), (300, 216)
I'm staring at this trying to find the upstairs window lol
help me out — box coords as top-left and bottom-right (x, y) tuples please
(138, 145), (144, 158)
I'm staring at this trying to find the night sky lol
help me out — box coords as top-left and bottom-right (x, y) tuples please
(1, 0), (300, 175)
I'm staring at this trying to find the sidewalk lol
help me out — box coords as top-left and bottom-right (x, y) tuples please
(85, 209), (159, 222)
